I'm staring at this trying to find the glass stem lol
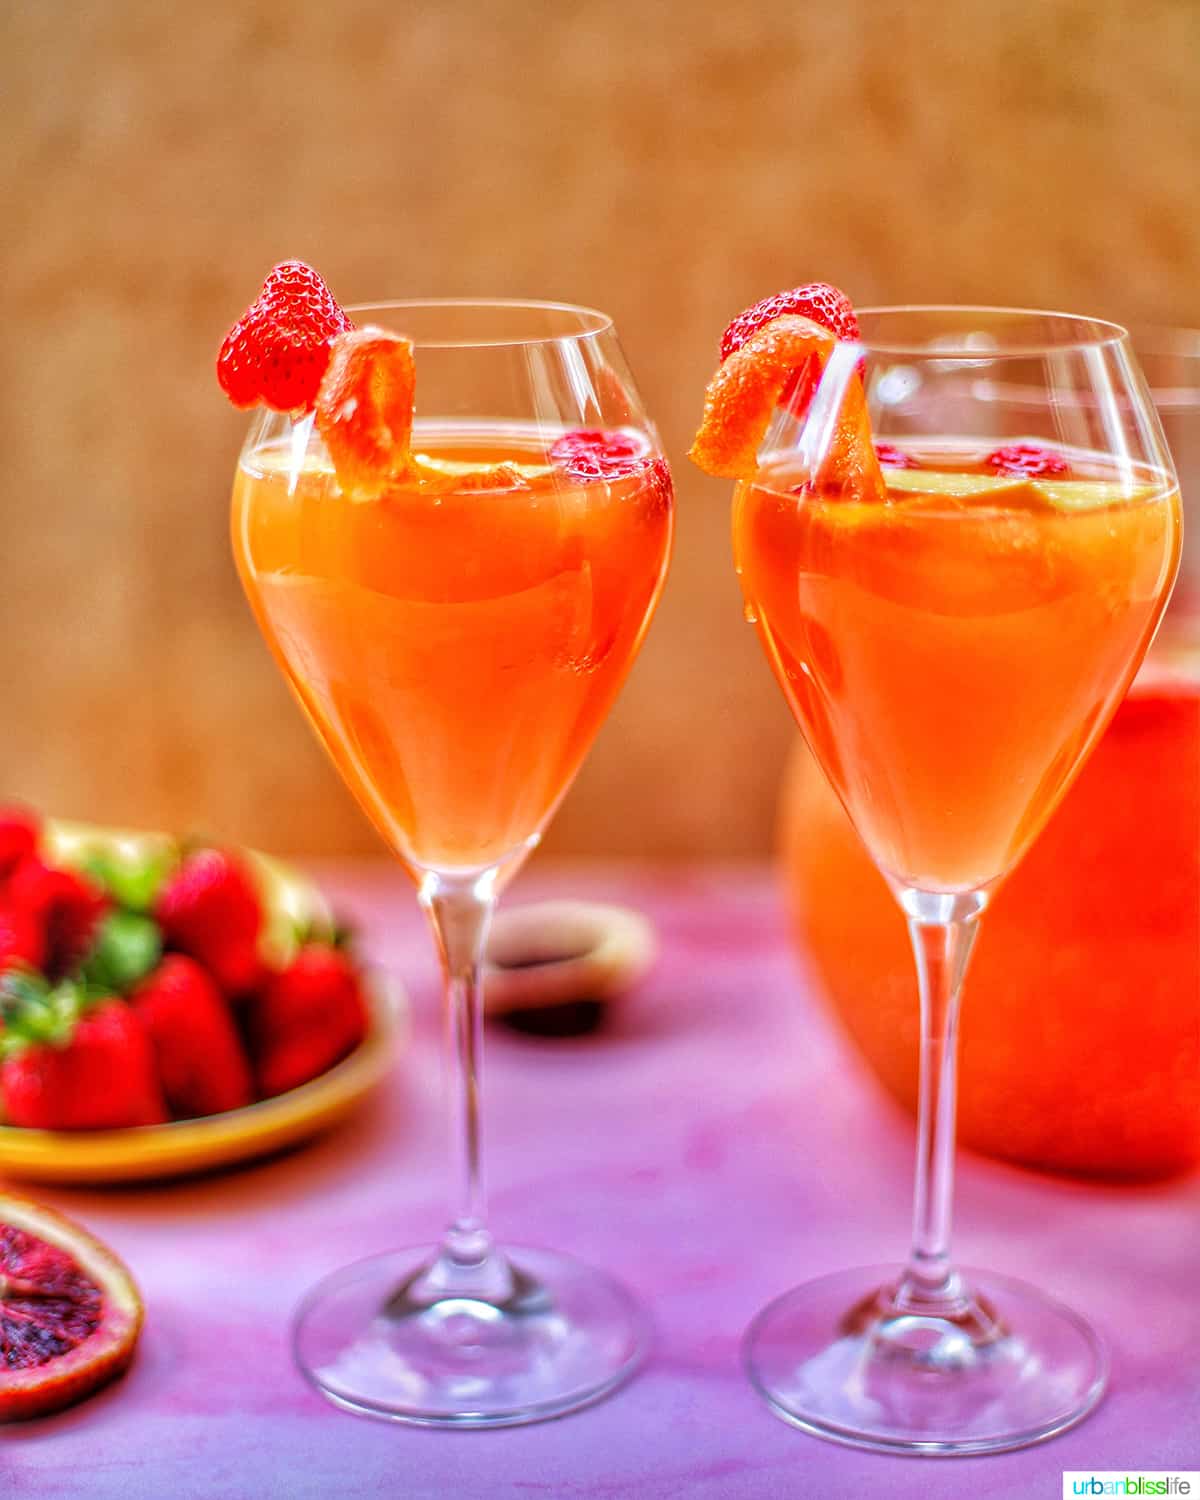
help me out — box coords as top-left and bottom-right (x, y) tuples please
(419, 868), (502, 1281)
(894, 889), (985, 1313)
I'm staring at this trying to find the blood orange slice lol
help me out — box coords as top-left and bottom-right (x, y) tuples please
(0, 1194), (143, 1421)
(689, 313), (884, 503)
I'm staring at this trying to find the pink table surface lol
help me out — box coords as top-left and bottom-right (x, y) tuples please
(3, 860), (1197, 1499)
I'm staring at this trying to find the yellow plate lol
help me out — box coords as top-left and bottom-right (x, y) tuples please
(0, 977), (405, 1185)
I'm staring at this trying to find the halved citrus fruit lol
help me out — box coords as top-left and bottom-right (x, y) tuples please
(0, 1193), (143, 1421)
(689, 313), (884, 502)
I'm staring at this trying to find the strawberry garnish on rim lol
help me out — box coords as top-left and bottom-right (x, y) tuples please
(690, 283), (882, 501)
(985, 443), (1070, 478)
(719, 283), (859, 360)
(217, 260), (354, 414)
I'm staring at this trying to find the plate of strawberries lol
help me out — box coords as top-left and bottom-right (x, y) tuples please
(0, 807), (401, 1183)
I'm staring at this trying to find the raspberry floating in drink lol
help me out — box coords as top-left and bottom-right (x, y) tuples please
(985, 443), (1070, 478)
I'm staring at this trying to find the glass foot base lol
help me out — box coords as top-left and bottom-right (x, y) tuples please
(744, 1265), (1108, 1456)
(293, 1243), (648, 1428)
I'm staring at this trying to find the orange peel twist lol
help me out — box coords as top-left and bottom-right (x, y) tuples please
(689, 314), (884, 502)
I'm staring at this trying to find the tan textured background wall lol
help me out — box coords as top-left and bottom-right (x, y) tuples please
(3, 0), (1198, 858)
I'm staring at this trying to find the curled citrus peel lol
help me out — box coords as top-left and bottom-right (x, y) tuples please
(688, 314), (885, 502)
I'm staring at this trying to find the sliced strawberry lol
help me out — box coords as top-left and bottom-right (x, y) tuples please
(131, 956), (252, 1118)
(315, 327), (416, 496)
(155, 849), (265, 997)
(549, 429), (650, 480)
(217, 260), (353, 414)
(720, 283), (859, 360)
(245, 944), (368, 1097)
(985, 443), (1070, 478)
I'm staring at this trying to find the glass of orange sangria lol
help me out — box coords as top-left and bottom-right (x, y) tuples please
(219, 267), (673, 1426)
(691, 293), (1181, 1454)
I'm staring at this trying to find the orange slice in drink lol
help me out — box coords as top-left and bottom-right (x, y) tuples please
(406, 455), (553, 493)
(689, 314), (884, 502)
(316, 327), (417, 497)
(316, 330), (551, 498)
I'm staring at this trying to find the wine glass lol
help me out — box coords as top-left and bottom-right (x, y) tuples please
(732, 308), (1181, 1454)
(231, 300), (674, 1426)
(1129, 326), (1200, 635)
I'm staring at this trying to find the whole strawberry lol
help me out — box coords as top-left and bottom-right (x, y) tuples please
(131, 956), (252, 1118)
(7, 860), (109, 981)
(246, 944), (368, 1097)
(0, 975), (167, 1129)
(0, 806), (39, 881)
(218, 260), (353, 413)
(0, 904), (44, 974)
(155, 849), (266, 997)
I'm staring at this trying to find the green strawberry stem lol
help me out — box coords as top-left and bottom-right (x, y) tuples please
(79, 845), (178, 914)
(0, 970), (111, 1060)
(82, 911), (162, 993)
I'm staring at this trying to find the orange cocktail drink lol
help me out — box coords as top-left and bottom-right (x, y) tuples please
(220, 271), (675, 1425)
(735, 451), (1181, 892)
(691, 291), (1182, 1454)
(234, 425), (671, 877)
